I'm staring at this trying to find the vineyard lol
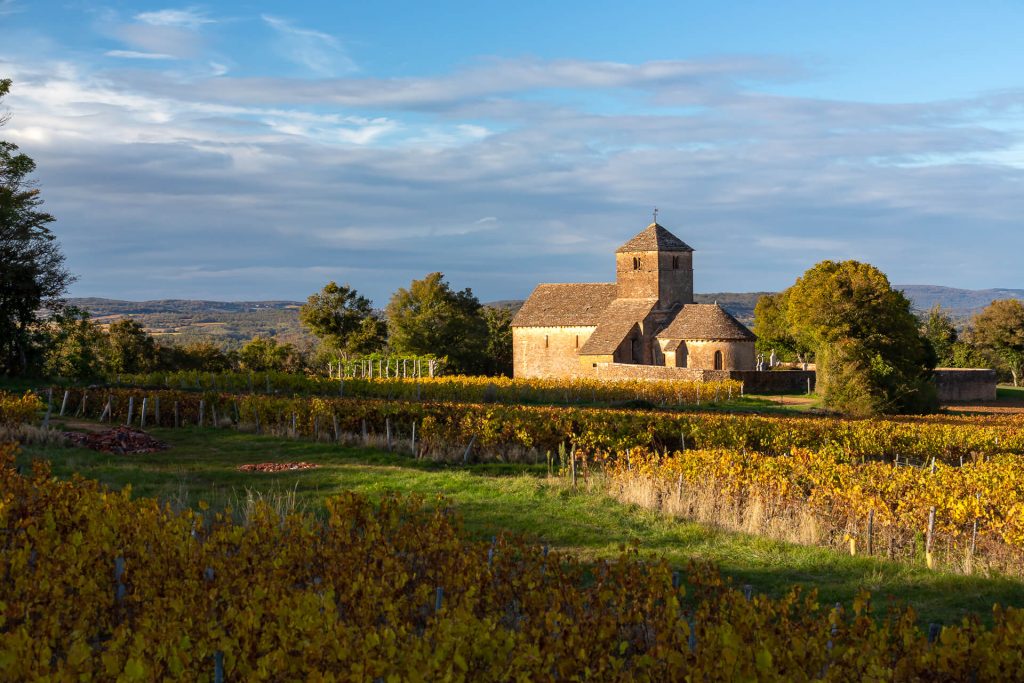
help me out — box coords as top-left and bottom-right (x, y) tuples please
(105, 370), (746, 408)
(3, 447), (1024, 681)
(44, 386), (1024, 463)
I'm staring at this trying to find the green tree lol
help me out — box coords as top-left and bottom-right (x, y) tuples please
(43, 307), (106, 380)
(752, 292), (811, 362)
(159, 341), (234, 372)
(0, 79), (74, 375)
(238, 336), (303, 373)
(299, 281), (386, 356)
(920, 305), (959, 367)
(783, 260), (937, 414)
(972, 299), (1024, 386)
(482, 306), (514, 376)
(104, 319), (158, 374)
(385, 272), (489, 375)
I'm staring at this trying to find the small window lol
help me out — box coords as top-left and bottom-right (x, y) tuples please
(632, 256), (641, 270)
(672, 255), (680, 270)
(714, 350), (723, 370)
(544, 335), (549, 348)
(575, 335), (579, 348)
(679, 350), (688, 368)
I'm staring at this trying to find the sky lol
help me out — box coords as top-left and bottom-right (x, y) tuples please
(2, 1), (1023, 304)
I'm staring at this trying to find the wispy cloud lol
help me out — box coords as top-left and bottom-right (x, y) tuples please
(261, 14), (356, 76)
(105, 49), (177, 61)
(135, 8), (216, 29)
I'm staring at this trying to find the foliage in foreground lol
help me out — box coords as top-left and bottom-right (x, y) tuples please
(3, 448), (1024, 681)
(602, 446), (1024, 572)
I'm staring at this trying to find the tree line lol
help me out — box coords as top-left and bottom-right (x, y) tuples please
(753, 260), (1024, 416)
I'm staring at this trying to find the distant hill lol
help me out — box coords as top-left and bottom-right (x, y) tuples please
(894, 286), (1024, 320)
(68, 298), (311, 350)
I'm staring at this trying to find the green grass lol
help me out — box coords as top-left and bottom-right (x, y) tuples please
(997, 384), (1024, 401)
(16, 417), (1024, 626)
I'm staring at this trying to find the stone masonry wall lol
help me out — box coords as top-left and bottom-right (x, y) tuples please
(933, 369), (997, 402)
(513, 326), (598, 379)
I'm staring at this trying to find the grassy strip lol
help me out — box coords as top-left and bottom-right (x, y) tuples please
(18, 418), (1024, 626)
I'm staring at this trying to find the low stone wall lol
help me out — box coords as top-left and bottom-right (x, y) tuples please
(593, 363), (729, 382)
(730, 370), (816, 395)
(933, 368), (997, 402)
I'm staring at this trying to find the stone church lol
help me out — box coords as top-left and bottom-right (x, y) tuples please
(512, 222), (756, 379)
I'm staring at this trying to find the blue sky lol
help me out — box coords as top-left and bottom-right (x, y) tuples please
(2, 1), (1023, 304)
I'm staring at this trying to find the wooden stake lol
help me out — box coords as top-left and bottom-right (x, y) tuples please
(332, 414), (339, 443)
(411, 421), (417, 457)
(174, 401), (180, 429)
(198, 400), (205, 427)
(59, 390), (70, 417)
(140, 397), (148, 428)
(386, 417), (392, 451)
(926, 506), (936, 569)
(126, 396), (134, 426)
(867, 509), (874, 556)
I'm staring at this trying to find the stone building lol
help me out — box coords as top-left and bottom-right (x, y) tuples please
(512, 222), (756, 379)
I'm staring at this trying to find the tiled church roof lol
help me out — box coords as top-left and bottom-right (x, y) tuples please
(578, 298), (658, 355)
(511, 283), (617, 327)
(615, 223), (694, 253)
(657, 304), (756, 341)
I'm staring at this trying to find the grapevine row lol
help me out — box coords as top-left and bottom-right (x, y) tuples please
(2, 447), (1023, 681)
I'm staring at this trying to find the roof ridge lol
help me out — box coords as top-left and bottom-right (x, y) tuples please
(616, 223), (694, 253)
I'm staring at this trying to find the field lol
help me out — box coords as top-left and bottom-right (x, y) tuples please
(6, 378), (1024, 678)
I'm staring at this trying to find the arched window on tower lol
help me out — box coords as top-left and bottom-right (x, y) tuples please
(632, 256), (641, 270)
(714, 350), (724, 370)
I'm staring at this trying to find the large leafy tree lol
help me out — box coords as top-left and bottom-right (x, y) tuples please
(780, 260), (937, 415)
(385, 272), (489, 375)
(752, 292), (811, 362)
(238, 336), (304, 373)
(482, 305), (514, 376)
(0, 79), (73, 375)
(972, 299), (1024, 386)
(43, 307), (106, 380)
(104, 318), (158, 374)
(920, 305), (959, 367)
(299, 281), (386, 356)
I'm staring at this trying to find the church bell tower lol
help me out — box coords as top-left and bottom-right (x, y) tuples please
(615, 221), (694, 308)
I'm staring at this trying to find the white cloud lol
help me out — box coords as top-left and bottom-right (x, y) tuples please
(261, 14), (357, 76)
(105, 50), (177, 61)
(135, 8), (215, 29)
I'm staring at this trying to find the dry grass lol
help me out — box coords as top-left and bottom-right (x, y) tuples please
(0, 424), (70, 448)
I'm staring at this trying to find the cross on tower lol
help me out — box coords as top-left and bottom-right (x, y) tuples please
(652, 207), (659, 224)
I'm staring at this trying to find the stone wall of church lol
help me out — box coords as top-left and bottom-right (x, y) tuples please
(512, 326), (599, 378)
(660, 340), (755, 371)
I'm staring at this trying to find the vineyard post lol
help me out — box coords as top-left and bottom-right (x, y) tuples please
(807, 377), (811, 395)
(126, 396), (134, 427)
(570, 446), (577, 489)
(463, 435), (476, 465)
(77, 392), (87, 418)
(403, 358), (407, 378)
(333, 414), (339, 443)
(314, 416), (319, 440)
(969, 492), (980, 573)
(926, 507), (936, 569)
(140, 398), (147, 428)
(174, 402), (179, 429)
(411, 421), (417, 457)
(867, 510), (874, 556)
(435, 587), (443, 612)
(676, 474), (683, 506)
(291, 413), (297, 438)
(198, 400), (205, 427)
(101, 396), (111, 422)
(155, 397), (160, 426)
(386, 417), (392, 451)
(114, 555), (126, 605)
(362, 419), (368, 445)
(59, 390), (69, 417)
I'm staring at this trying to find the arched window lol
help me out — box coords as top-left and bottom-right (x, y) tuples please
(544, 335), (549, 348)
(678, 349), (688, 368)
(632, 256), (641, 270)
(714, 350), (724, 370)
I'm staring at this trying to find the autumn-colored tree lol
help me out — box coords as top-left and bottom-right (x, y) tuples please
(238, 336), (304, 373)
(972, 299), (1024, 386)
(752, 292), (811, 362)
(780, 260), (936, 414)
(104, 318), (158, 374)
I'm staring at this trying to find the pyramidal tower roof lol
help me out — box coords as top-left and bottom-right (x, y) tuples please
(616, 223), (694, 253)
